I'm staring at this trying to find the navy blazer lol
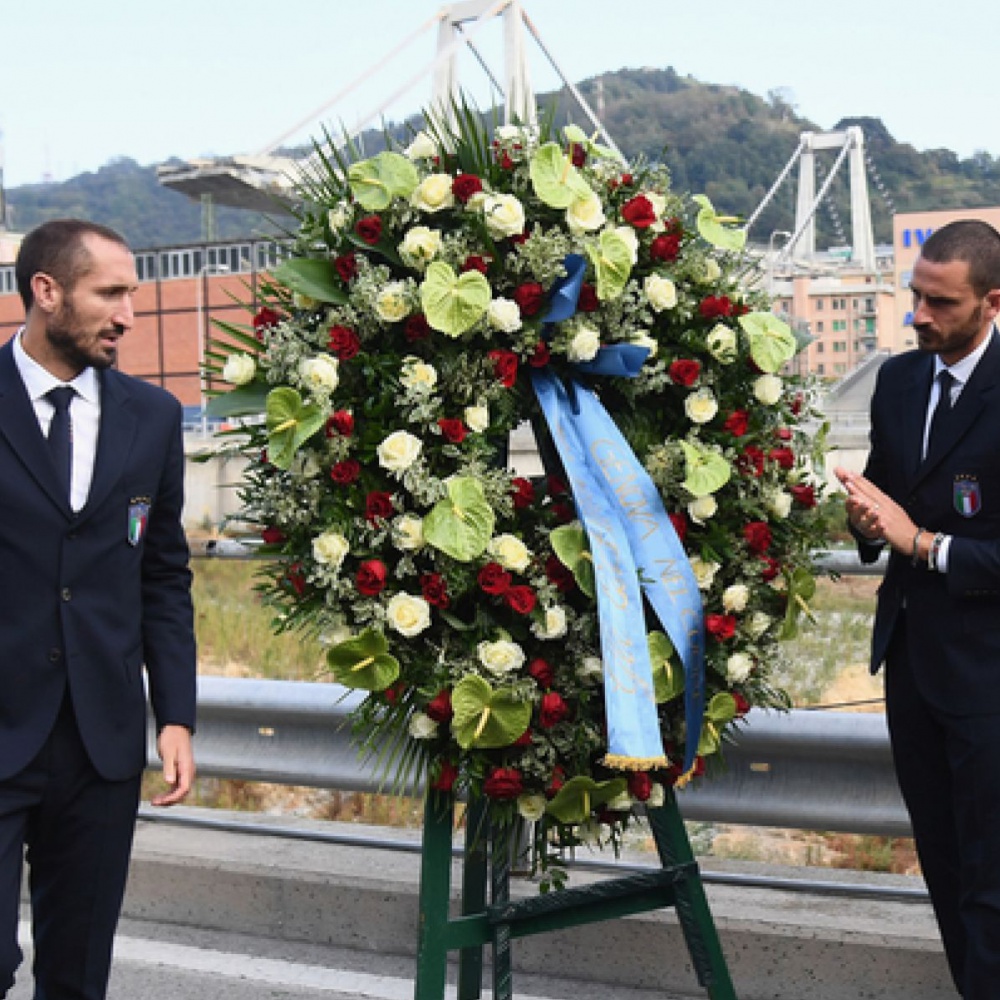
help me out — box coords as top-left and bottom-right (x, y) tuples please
(0, 340), (196, 781)
(860, 332), (1000, 714)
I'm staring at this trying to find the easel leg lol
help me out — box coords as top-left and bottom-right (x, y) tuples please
(458, 798), (488, 1000)
(415, 790), (455, 1000)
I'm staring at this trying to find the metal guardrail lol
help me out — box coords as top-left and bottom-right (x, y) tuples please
(151, 675), (908, 838)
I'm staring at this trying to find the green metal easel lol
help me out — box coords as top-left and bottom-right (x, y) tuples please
(414, 787), (736, 1000)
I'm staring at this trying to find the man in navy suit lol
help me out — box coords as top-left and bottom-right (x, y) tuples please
(837, 219), (1000, 999)
(0, 220), (197, 999)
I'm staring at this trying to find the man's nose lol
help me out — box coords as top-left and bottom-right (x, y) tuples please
(113, 294), (135, 331)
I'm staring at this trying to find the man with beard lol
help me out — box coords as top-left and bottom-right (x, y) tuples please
(0, 219), (196, 998)
(836, 219), (1000, 998)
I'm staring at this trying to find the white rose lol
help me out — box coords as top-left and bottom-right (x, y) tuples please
(647, 782), (666, 809)
(477, 639), (526, 677)
(495, 124), (521, 142)
(386, 592), (432, 637)
(612, 225), (640, 264)
(687, 495), (717, 524)
(566, 191), (606, 234)
(405, 131), (437, 160)
(643, 191), (667, 219)
(754, 374), (784, 406)
(378, 430), (423, 472)
(747, 611), (772, 638)
(398, 226), (442, 271)
(722, 584), (750, 613)
(726, 652), (754, 683)
(400, 356), (438, 392)
(392, 514), (425, 551)
(487, 533), (532, 572)
(327, 202), (352, 232)
(767, 489), (793, 519)
(699, 258), (722, 283)
(222, 352), (256, 386)
(411, 173), (455, 213)
(532, 604), (568, 640)
(689, 556), (720, 590)
(684, 388), (718, 425)
(644, 274), (678, 312)
(567, 326), (601, 363)
(578, 656), (604, 682)
(408, 711), (439, 740)
(374, 281), (411, 323)
(483, 193), (526, 238)
(706, 324), (737, 364)
(298, 355), (340, 392)
(606, 790), (633, 812)
(631, 332), (658, 359)
(487, 297), (522, 333)
(312, 531), (349, 571)
(517, 793), (547, 822)
(464, 403), (489, 433)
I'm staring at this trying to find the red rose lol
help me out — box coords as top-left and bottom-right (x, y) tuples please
(738, 446), (765, 477)
(769, 447), (795, 470)
(426, 690), (453, 723)
(569, 142), (587, 167)
(528, 657), (555, 689)
(669, 512), (688, 542)
(513, 727), (533, 747)
(539, 691), (571, 728)
(791, 392), (805, 416)
(334, 253), (358, 283)
(512, 282), (545, 317)
(498, 151), (515, 171)
(328, 325), (360, 360)
(511, 477), (536, 509)
(484, 767), (523, 799)
(552, 502), (575, 524)
(761, 556), (781, 582)
(460, 254), (490, 275)
(628, 772), (653, 802)
(286, 562), (306, 596)
(547, 475), (569, 496)
(420, 572), (450, 609)
(791, 484), (817, 508)
(488, 349), (519, 388)
(723, 410), (750, 437)
(326, 409), (354, 437)
(438, 418), (467, 444)
(384, 681), (405, 705)
(705, 614), (737, 642)
(330, 459), (361, 485)
(668, 359), (701, 386)
(355, 215), (382, 245)
(649, 234), (681, 263)
(431, 760), (458, 792)
(621, 194), (657, 228)
(505, 585), (537, 615)
(577, 282), (599, 313)
(356, 560), (387, 596)
(698, 295), (733, 319)
(545, 553), (575, 593)
(743, 521), (773, 554)
(365, 491), (394, 524)
(403, 314), (431, 342)
(774, 427), (793, 441)
(546, 765), (566, 797)
(478, 562), (512, 596)
(252, 307), (283, 336)
(529, 341), (551, 367)
(261, 526), (285, 545)
(452, 172), (484, 202)
(732, 692), (751, 717)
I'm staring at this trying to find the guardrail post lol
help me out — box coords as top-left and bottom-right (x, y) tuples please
(413, 787), (735, 999)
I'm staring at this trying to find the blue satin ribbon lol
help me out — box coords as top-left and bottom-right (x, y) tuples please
(531, 256), (705, 771)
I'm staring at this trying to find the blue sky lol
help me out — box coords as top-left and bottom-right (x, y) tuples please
(0, 0), (992, 188)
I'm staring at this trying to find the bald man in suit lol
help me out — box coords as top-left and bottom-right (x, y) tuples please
(0, 219), (197, 999)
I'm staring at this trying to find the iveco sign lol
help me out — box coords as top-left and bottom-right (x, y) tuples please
(901, 228), (933, 248)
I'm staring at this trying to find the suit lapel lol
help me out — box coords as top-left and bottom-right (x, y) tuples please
(897, 353), (934, 488)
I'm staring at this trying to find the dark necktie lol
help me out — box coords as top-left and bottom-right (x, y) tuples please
(926, 369), (955, 457)
(46, 386), (75, 501)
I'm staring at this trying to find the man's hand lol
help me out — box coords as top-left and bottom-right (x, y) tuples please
(835, 466), (919, 555)
(151, 724), (195, 807)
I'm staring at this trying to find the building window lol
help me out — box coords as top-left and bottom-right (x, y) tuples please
(0, 266), (15, 295)
(815, 342), (824, 353)
(833, 341), (847, 353)
(816, 321), (824, 333)
(817, 363), (825, 374)
(815, 299), (824, 310)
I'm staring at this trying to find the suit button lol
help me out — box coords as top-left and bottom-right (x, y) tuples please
(49, 648), (61, 662)
(61, 588), (72, 602)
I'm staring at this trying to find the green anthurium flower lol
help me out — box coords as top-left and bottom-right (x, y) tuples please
(205, 381), (270, 419)
(585, 229), (632, 301)
(697, 720), (721, 757)
(422, 477), (495, 562)
(549, 523), (596, 597)
(680, 441), (732, 498)
(419, 261), (491, 337)
(563, 124), (617, 160)
(545, 775), (628, 825)
(347, 151), (419, 211)
(265, 387), (327, 470)
(739, 312), (798, 373)
(326, 629), (401, 691)
(692, 194), (747, 252)
(273, 258), (349, 305)
(648, 630), (683, 703)
(529, 142), (593, 209)
(780, 566), (819, 640)
(706, 691), (738, 725)
(451, 675), (532, 750)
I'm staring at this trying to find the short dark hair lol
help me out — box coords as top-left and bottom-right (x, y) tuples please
(15, 219), (130, 312)
(920, 219), (1000, 298)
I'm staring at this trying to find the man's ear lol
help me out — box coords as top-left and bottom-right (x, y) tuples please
(30, 272), (61, 314)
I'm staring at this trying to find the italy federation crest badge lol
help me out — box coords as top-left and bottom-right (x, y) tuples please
(954, 476), (981, 518)
(128, 497), (152, 545)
